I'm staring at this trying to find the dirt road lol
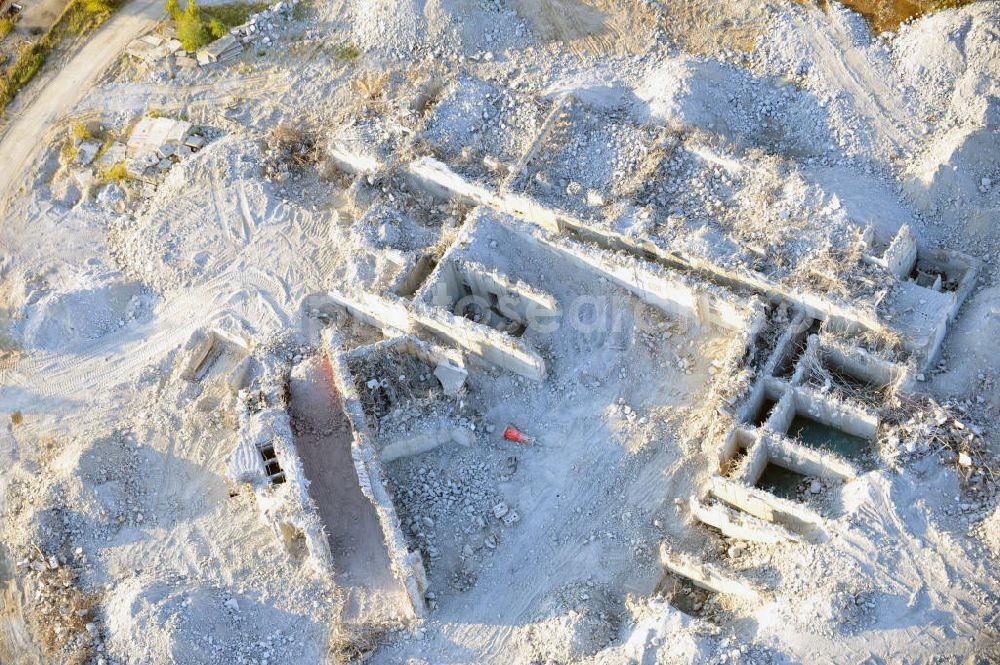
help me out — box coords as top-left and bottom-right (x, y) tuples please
(0, 0), (163, 215)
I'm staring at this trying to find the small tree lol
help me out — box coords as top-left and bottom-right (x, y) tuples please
(164, 0), (180, 19)
(176, 0), (209, 51)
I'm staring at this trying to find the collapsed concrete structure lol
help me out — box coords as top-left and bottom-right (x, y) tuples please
(126, 116), (205, 181)
(224, 74), (980, 629)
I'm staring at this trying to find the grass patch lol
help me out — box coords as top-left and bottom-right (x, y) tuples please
(99, 161), (129, 182)
(201, 1), (269, 27)
(0, 0), (121, 112)
(71, 121), (93, 141)
(332, 41), (360, 62)
(60, 136), (79, 163)
(0, 16), (14, 40)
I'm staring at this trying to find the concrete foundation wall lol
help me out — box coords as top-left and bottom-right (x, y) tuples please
(717, 427), (756, 473)
(916, 248), (980, 321)
(229, 358), (335, 577)
(416, 256), (559, 327)
(454, 260), (560, 323)
(792, 388), (879, 440)
(403, 154), (971, 370)
(511, 221), (755, 331)
(766, 392), (796, 436)
(767, 387), (877, 441)
(411, 300), (546, 380)
(346, 334), (464, 373)
(659, 543), (761, 600)
(328, 141), (383, 175)
(689, 497), (801, 543)
(735, 437), (769, 486)
(391, 253), (439, 298)
(763, 434), (857, 482)
(820, 342), (906, 389)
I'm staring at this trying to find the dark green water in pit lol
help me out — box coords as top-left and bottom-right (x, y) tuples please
(755, 464), (807, 500)
(788, 414), (869, 459)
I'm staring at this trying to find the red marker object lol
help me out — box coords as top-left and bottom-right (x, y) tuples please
(503, 425), (535, 445)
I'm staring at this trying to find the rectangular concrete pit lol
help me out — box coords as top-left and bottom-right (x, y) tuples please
(416, 256), (559, 337)
(287, 353), (418, 623)
(769, 388), (878, 465)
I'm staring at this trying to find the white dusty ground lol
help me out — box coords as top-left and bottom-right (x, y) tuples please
(1, 1), (999, 664)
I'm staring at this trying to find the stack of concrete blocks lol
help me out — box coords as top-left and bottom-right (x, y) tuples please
(197, 35), (243, 66)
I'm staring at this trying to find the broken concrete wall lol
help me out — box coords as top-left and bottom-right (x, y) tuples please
(734, 436), (769, 486)
(323, 288), (546, 380)
(391, 253), (438, 298)
(879, 224), (918, 279)
(659, 543), (762, 600)
(380, 428), (474, 463)
(348, 334), (468, 400)
(716, 428), (756, 474)
(709, 476), (826, 534)
(346, 334), (463, 373)
(762, 434), (857, 482)
(178, 327), (251, 386)
(735, 380), (782, 427)
(505, 218), (756, 332)
(453, 260), (560, 324)
(688, 497), (800, 544)
(324, 329), (428, 618)
(410, 299), (546, 379)
(914, 248), (980, 320)
(819, 341), (909, 391)
(404, 153), (969, 370)
(228, 357), (335, 576)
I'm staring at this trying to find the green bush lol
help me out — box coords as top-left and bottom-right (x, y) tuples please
(0, 16), (14, 39)
(207, 17), (225, 39)
(165, 0), (181, 18)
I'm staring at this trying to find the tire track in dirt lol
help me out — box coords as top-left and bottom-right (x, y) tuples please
(808, 6), (919, 153)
